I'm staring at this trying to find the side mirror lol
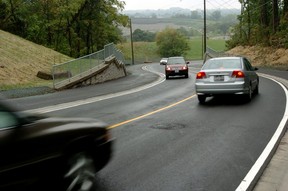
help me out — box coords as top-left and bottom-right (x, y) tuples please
(254, 67), (259, 71)
(186, 61), (190, 64)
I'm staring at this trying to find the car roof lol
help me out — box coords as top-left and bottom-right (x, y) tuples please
(168, 56), (184, 59)
(209, 56), (242, 60)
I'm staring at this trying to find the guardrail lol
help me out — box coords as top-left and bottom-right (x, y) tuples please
(52, 43), (124, 88)
(204, 47), (227, 63)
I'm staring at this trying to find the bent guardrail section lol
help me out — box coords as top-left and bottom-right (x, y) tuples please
(52, 43), (124, 89)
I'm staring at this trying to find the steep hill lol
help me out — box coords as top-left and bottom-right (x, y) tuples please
(226, 46), (288, 70)
(0, 30), (72, 89)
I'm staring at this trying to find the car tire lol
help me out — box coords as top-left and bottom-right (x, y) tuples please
(198, 95), (206, 104)
(64, 152), (96, 191)
(185, 74), (189, 78)
(245, 85), (252, 102)
(254, 82), (259, 95)
(166, 75), (169, 80)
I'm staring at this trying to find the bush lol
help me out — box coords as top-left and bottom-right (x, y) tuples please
(156, 27), (189, 57)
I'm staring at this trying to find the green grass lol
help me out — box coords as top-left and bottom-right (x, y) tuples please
(117, 42), (159, 64)
(117, 37), (227, 63)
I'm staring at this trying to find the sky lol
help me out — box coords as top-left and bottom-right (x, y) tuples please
(123, 0), (241, 10)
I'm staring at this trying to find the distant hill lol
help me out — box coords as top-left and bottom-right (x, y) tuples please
(123, 7), (240, 18)
(0, 30), (72, 89)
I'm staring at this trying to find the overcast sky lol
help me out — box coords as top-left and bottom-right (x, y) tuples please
(123, 0), (241, 10)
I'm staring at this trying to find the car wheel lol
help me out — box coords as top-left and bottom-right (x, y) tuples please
(245, 85), (252, 102)
(166, 75), (169, 80)
(254, 82), (259, 95)
(64, 152), (96, 191)
(185, 74), (189, 78)
(198, 95), (206, 104)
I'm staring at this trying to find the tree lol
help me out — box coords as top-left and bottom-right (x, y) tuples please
(156, 27), (190, 57)
(209, 10), (222, 21)
(272, 0), (279, 33)
(227, 0), (288, 48)
(191, 10), (201, 19)
(0, 0), (129, 57)
(132, 29), (155, 42)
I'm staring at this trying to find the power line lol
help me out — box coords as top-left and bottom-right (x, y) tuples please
(206, 0), (241, 10)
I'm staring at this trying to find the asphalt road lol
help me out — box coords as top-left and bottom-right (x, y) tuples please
(8, 62), (288, 191)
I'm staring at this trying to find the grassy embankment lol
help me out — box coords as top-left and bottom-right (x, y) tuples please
(0, 29), (226, 90)
(0, 30), (72, 90)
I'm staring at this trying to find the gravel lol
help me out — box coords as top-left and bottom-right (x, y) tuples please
(0, 86), (56, 99)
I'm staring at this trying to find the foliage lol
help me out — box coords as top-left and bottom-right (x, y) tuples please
(227, 0), (288, 49)
(156, 27), (190, 57)
(132, 29), (156, 42)
(117, 37), (226, 63)
(0, 0), (129, 57)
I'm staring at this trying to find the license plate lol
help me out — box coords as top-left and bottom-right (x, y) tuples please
(175, 69), (179, 73)
(214, 75), (224, 81)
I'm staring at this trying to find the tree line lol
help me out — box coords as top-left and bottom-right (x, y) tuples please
(0, 0), (129, 58)
(227, 0), (288, 48)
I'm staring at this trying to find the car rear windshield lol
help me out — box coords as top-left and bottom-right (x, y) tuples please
(202, 59), (242, 70)
(167, 57), (185, 65)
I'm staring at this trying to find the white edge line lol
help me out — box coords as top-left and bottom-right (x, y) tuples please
(236, 75), (288, 191)
(25, 68), (288, 190)
(26, 65), (165, 114)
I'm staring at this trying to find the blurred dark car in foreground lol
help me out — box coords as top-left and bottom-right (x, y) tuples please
(0, 99), (113, 191)
(165, 56), (189, 79)
(160, 57), (168, 65)
(195, 56), (259, 104)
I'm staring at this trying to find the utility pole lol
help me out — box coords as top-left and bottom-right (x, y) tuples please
(129, 18), (135, 65)
(203, 0), (207, 54)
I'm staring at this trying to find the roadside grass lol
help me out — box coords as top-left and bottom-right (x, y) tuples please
(0, 29), (72, 90)
(1, 80), (54, 90)
(117, 42), (159, 64)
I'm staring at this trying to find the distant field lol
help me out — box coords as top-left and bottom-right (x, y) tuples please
(122, 17), (215, 36)
(117, 37), (227, 63)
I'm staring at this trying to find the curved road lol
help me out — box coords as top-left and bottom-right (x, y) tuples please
(10, 62), (288, 191)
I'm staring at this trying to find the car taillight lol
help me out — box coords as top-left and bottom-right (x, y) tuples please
(232, 70), (245, 78)
(182, 66), (187, 70)
(196, 71), (206, 79)
(166, 67), (171, 71)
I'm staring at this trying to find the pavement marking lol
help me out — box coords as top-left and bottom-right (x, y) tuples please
(23, 67), (288, 190)
(25, 65), (165, 114)
(236, 75), (288, 191)
(108, 94), (196, 129)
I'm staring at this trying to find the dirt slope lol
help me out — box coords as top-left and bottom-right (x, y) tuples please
(226, 46), (288, 70)
(0, 30), (71, 88)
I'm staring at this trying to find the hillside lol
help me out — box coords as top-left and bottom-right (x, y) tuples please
(226, 46), (288, 70)
(1, 30), (287, 91)
(0, 30), (72, 89)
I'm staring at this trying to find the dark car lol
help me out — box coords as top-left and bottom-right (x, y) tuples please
(195, 56), (259, 104)
(0, 99), (113, 191)
(165, 56), (189, 79)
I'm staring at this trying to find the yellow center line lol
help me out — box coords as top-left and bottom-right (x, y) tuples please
(108, 94), (196, 129)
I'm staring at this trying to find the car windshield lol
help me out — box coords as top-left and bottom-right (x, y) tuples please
(0, 105), (18, 129)
(167, 57), (185, 65)
(202, 58), (242, 70)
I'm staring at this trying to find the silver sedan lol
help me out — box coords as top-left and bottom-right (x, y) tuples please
(195, 57), (259, 104)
